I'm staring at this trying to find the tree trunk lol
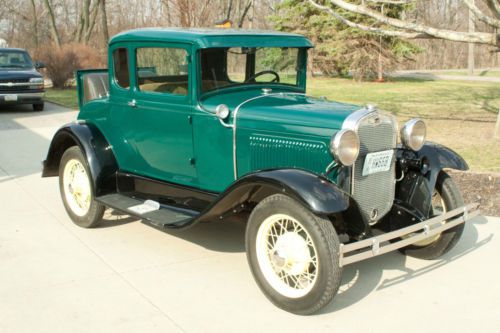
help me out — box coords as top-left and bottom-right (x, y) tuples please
(29, 0), (39, 48)
(468, 1), (475, 76)
(42, 0), (61, 47)
(238, 0), (253, 28)
(495, 107), (500, 139)
(99, 0), (109, 44)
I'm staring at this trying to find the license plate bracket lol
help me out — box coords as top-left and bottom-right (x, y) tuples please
(362, 149), (394, 176)
(4, 94), (18, 102)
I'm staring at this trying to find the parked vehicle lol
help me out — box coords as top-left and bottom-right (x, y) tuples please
(0, 48), (45, 111)
(42, 28), (479, 314)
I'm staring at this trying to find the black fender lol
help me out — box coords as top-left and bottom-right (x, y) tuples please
(417, 141), (468, 189)
(42, 121), (118, 196)
(196, 168), (369, 236)
(395, 141), (468, 218)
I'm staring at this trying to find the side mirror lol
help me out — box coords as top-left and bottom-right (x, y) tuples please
(35, 62), (45, 69)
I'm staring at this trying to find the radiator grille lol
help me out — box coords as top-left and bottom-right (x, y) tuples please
(0, 78), (30, 83)
(350, 111), (397, 224)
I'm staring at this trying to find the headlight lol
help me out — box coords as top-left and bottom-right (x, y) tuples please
(29, 77), (44, 84)
(401, 118), (426, 151)
(330, 129), (360, 166)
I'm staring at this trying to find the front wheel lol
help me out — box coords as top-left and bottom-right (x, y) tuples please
(33, 102), (44, 111)
(59, 146), (104, 228)
(245, 194), (342, 315)
(400, 171), (465, 259)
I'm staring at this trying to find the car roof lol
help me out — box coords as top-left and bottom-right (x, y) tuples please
(110, 28), (313, 49)
(0, 48), (28, 52)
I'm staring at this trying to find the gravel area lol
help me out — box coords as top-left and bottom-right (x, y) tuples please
(450, 170), (500, 216)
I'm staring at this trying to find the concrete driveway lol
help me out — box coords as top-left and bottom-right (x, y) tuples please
(0, 103), (499, 333)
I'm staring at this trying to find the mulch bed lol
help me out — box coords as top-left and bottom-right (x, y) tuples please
(449, 170), (500, 217)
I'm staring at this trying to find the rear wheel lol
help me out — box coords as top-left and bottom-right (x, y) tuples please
(246, 194), (342, 315)
(400, 171), (464, 259)
(59, 146), (104, 228)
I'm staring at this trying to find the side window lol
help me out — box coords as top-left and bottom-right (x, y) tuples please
(113, 48), (130, 89)
(136, 47), (188, 96)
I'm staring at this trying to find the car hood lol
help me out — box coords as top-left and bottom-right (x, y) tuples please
(0, 68), (42, 80)
(200, 88), (360, 132)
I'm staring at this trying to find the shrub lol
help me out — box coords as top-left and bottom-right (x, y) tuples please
(37, 43), (106, 88)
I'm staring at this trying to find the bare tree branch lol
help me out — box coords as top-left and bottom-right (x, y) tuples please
(486, 0), (500, 19)
(366, 0), (414, 4)
(238, 0), (253, 28)
(312, 0), (498, 46)
(461, 0), (500, 28)
(308, 0), (430, 39)
(99, 0), (109, 44)
(42, 0), (61, 47)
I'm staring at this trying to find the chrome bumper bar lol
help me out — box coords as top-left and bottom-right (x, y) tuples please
(339, 202), (480, 266)
(0, 92), (44, 98)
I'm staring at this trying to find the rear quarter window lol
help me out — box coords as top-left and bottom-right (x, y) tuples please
(112, 48), (130, 89)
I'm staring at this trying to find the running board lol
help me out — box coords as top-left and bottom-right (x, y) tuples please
(96, 193), (197, 228)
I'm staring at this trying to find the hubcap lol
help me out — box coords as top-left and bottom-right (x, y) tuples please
(256, 214), (318, 298)
(63, 159), (91, 217)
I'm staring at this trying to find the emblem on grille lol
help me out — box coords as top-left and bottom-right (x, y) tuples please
(370, 208), (378, 221)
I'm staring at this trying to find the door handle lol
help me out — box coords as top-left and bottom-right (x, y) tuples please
(127, 99), (137, 108)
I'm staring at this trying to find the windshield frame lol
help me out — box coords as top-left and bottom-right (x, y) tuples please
(0, 50), (34, 70)
(197, 46), (308, 99)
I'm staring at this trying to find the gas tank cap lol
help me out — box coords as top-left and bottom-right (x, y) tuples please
(262, 88), (272, 95)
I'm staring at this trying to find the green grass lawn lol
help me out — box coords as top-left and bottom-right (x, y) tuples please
(307, 77), (500, 172)
(45, 78), (500, 172)
(45, 88), (78, 109)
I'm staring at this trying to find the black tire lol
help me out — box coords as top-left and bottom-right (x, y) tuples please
(245, 194), (342, 315)
(400, 171), (464, 260)
(59, 146), (104, 228)
(33, 102), (44, 111)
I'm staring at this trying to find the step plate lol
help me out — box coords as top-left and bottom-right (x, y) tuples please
(96, 193), (196, 228)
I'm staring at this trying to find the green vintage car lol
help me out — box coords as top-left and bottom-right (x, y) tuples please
(42, 28), (479, 314)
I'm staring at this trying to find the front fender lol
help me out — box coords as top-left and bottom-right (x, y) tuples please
(395, 142), (468, 218)
(416, 141), (468, 191)
(42, 122), (118, 196)
(198, 169), (350, 219)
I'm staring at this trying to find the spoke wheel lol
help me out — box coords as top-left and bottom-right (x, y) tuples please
(63, 159), (91, 217)
(400, 171), (465, 260)
(246, 194), (342, 315)
(256, 214), (319, 298)
(59, 146), (104, 228)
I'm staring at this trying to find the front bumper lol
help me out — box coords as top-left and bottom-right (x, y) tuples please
(339, 202), (480, 266)
(0, 92), (45, 104)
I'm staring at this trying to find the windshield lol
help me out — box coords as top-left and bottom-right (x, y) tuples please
(200, 47), (302, 93)
(0, 50), (34, 69)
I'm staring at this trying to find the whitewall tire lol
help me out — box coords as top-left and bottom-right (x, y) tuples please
(246, 194), (342, 315)
(59, 146), (104, 228)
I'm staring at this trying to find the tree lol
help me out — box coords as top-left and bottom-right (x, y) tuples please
(43, 0), (61, 47)
(99, 0), (109, 43)
(308, 0), (500, 48)
(272, 0), (420, 80)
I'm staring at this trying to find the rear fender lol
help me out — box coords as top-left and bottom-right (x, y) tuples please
(41, 122), (118, 196)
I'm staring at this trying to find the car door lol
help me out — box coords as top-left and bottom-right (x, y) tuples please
(106, 45), (145, 172)
(120, 42), (196, 185)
